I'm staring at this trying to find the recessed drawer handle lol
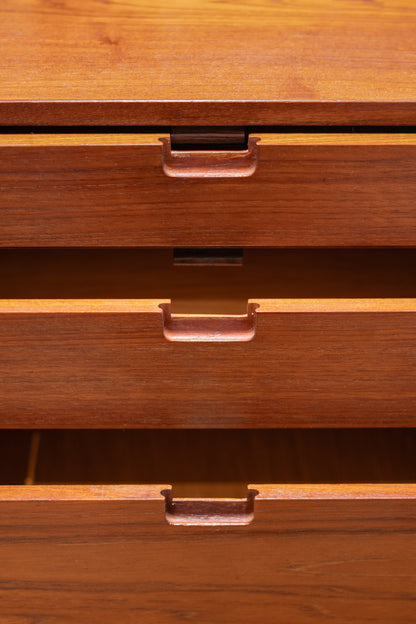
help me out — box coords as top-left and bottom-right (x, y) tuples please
(162, 488), (258, 526)
(160, 136), (259, 178)
(159, 302), (258, 342)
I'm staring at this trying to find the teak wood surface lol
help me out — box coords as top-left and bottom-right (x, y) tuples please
(2, 133), (416, 246)
(1, 0), (416, 125)
(1, 298), (416, 428)
(0, 484), (415, 623)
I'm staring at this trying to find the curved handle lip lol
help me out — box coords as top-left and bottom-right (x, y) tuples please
(159, 302), (258, 342)
(160, 136), (259, 178)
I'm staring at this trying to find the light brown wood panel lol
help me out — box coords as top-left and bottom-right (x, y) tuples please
(1, 0), (416, 124)
(0, 485), (415, 623)
(1, 299), (416, 427)
(2, 133), (416, 246)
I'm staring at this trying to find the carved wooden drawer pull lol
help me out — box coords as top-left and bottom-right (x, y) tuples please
(160, 302), (258, 342)
(160, 136), (259, 178)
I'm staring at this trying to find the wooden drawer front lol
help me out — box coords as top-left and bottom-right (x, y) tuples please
(0, 484), (415, 624)
(2, 133), (416, 247)
(1, 299), (416, 428)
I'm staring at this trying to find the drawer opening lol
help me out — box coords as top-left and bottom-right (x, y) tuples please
(0, 429), (415, 498)
(2, 248), (416, 315)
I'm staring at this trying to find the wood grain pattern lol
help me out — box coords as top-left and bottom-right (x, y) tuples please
(0, 485), (415, 623)
(0, 484), (167, 501)
(4, 484), (415, 501)
(1, 299), (416, 427)
(1, 0), (416, 125)
(255, 483), (416, 500)
(2, 133), (416, 246)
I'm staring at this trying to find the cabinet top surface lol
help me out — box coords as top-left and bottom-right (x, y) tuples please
(2, 0), (416, 125)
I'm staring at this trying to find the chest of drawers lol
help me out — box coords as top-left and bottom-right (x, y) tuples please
(1, 0), (416, 622)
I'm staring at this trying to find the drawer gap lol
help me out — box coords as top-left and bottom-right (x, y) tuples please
(1, 430), (415, 499)
(2, 249), (416, 316)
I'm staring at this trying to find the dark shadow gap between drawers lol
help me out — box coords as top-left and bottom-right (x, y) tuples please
(2, 248), (416, 314)
(0, 429), (415, 497)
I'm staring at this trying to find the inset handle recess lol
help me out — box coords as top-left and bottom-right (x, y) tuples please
(160, 302), (258, 342)
(160, 136), (259, 178)
(162, 488), (258, 526)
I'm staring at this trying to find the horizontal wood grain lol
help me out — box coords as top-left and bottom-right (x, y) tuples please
(0, 485), (414, 623)
(0, 300), (168, 313)
(3, 298), (416, 314)
(2, 483), (416, 500)
(255, 483), (416, 500)
(0, 134), (168, 146)
(254, 298), (416, 312)
(1, 299), (416, 427)
(2, 133), (416, 246)
(0, 485), (167, 501)
(1, 429), (414, 619)
(1, 0), (416, 125)
(4, 132), (416, 146)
